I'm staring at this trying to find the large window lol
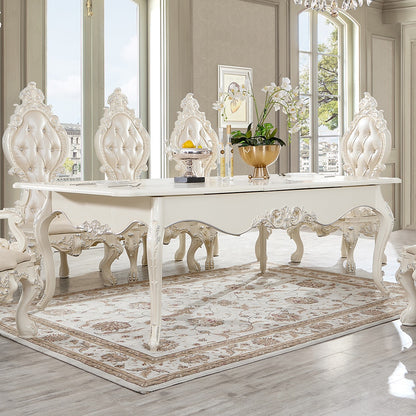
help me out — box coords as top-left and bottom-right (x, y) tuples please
(47, 0), (147, 180)
(298, 11), (345, 174)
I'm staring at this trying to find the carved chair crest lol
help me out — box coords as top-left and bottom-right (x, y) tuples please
(341, 92), (391, 177)
(167, 93), (219, 176)
(2, 82), (69, 224)
(95, 88), (150, 180)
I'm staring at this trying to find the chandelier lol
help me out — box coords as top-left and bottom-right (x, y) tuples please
(293, 0), (373, 17)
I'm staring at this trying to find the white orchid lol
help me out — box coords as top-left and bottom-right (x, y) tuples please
(213, 76), (307, 144)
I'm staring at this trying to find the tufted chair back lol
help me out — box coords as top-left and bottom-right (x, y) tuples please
(341, 92), (391, 177)
(2, 82), (69, 225)
(95, 88), (150, 181)
(167, 93), (219, 177)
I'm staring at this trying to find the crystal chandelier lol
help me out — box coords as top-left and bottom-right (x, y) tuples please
(293, 0), (373, 17)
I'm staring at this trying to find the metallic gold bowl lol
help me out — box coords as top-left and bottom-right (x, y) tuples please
(238, 144), (281, 180)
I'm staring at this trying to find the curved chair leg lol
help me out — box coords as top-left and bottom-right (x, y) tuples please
(287, 225), (304, 263)
(341, 237), (347, 258)
(187, 236), (203, 272)
(59, 252), (70, 278)
(175, 233), (187, 261)
(203, 230), (218, 270)
(125, 244), (139, 282)
(213, 234), (219, 257)
(141, 235), (148, 266)
(255, 224), (272, 273)
(342, 228), (359, 274)
(396, 266), (416, 325)
(99, 234), (123, 286)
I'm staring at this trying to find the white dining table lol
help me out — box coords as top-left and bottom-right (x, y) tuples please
(15, 174), (400, 351)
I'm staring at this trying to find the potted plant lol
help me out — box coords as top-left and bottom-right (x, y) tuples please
(213, 77), (307, 179)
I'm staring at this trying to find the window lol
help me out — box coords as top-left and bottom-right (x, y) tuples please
(47, 0), (147, 180)
(298, 11), (346, 174)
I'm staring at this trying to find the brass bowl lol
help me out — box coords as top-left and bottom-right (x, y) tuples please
(238, 144), (281, 180)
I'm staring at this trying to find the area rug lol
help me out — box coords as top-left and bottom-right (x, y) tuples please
(0, 263), (407, 393)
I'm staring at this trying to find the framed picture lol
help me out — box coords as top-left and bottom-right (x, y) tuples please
(218, 65), (253, 129)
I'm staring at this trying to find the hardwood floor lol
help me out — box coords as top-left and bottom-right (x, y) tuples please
(1, 229), (416, 415)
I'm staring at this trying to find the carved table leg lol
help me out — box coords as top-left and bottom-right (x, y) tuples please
(99, 234), (123, 286)
(16, 266), (42, 338)
(372, 199), (394, 295)
(35, 196), (60, 310)
(59, 252), (70, 278)
(287, 225), (304, 263)
(175, 233), (186, 261)
(147, 218), (163, 352)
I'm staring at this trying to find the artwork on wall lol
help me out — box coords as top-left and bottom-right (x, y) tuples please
(218, 65), (253, 129)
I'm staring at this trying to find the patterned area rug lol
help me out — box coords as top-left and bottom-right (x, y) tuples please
(0, 263), (406, 393)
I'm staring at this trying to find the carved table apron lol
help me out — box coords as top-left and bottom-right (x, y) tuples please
(15, 175), (400, 351)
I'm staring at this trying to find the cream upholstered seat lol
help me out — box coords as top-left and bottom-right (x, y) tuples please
(0, 209), (42, 337)
(287, 92), (391, 273)
(165, 93), (219, 272)
(95, 88), (150, 281)
(2, 82), (123, 286)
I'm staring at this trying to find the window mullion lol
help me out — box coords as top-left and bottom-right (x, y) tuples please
(311, 13), (319, 173)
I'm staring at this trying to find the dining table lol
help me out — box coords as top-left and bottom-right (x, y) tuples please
(15, 173), (401, 351)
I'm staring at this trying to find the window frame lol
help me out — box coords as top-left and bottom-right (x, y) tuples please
(46, 0), (148, 180)
(291, 9), (358, 175)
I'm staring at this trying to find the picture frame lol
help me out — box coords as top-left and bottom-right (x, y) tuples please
(218, 65), (253, 129)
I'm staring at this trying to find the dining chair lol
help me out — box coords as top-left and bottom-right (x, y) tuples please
(2, 82), (123, 286)
(95, 89), (218, 279)
(287, 92), (391, 273)
(95, 87), (150, 281)
(165, 93), (220, 272)
(0, 208), (42, 337)
(396, 245), (416, 326)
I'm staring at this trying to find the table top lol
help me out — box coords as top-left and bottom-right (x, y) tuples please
(14, 174), (401, 198)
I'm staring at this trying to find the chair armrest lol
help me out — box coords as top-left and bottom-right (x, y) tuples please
(0, 209), (27, 252)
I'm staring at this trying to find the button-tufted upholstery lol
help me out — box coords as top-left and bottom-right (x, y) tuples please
(95, 88), (149, 181)
(2, 82), (123, 284)
(287, 92), (392, 276)
(341, 92), (391, 178)
(101, 114), (146, 180)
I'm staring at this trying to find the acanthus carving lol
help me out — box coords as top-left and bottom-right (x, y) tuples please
(252, 207), (318, 230)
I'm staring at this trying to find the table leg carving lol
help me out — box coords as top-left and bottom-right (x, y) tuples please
(147, 218), (163, 352)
